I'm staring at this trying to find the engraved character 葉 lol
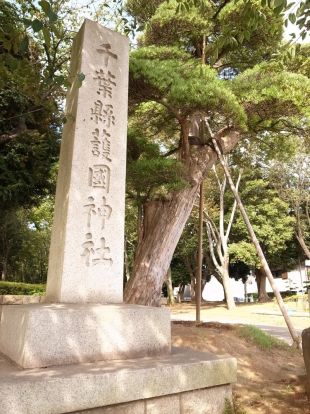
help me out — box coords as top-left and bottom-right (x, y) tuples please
(96, 43), (118, 67)
(98, 196), (112, 229)
(92, 237), (113, 266)
(93, 69), (116, 98)
(88, 164), (110, 192)
(81, 233), (95, 266)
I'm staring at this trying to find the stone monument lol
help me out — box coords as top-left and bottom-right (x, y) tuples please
(0, 20), (236, 413)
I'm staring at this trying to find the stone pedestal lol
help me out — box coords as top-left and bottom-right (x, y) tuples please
(0, 347), (236, 414)
(0, 304), (170, 368)
(46, 19), (129, 304)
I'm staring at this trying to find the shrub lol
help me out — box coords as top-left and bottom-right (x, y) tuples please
(0, 281), (45, 295)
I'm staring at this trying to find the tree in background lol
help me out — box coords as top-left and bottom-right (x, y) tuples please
(229, 169), (297, 301)
(123, 0), (309, 306)
(270, 149), (310, 259)
(203, 164), (241, 309)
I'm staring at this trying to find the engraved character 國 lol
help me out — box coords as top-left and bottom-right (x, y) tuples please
(98, 196), (112, 229)
(83, 196), (97, 228)
(91, 128), (100, 157)
(92, 237), (113, 266)
(96, 43), (118, 67)
(93, 69), (116, 98)
(81, 233), (95, 266)
(88, 164), (110, 192)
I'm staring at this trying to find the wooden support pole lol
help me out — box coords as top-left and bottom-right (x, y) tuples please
(196, 182), (204, 323)
(205, 120), (302, 349)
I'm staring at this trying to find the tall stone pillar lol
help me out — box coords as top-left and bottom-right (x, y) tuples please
(47, 20), (128, 304)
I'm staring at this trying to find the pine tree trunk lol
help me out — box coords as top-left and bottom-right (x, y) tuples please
(222, 257), (236, 310)
(124, 185), (200, 306)
(124, 128), (240, 306)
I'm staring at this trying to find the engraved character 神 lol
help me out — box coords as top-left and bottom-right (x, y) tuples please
(81, 233), (95, 266)
(93, 69), (116, 98)
(98, 196), (112, 229)
(83, 196), (97, 228)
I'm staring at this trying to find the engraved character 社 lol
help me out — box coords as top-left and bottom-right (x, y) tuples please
(93, 69), (116, 98)
(88, 164), (110, 192)
(92, 237), (113, 266)
(81, 233), (95, 266)
(96, 43), (118, 67)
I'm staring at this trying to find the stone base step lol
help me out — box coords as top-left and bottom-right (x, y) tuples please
(0, 347), (237, 414)
(0, 303), (170, 368)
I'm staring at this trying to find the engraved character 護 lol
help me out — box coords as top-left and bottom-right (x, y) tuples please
(91, 128), (100, 157)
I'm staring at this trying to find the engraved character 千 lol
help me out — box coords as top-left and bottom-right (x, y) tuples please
(96, 43), (118, 67)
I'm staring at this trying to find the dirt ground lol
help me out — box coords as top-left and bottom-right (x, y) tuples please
(171, 321), (310, 414)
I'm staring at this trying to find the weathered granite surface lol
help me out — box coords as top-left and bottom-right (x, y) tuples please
(71, 385), (232, 414)
(0, 303), (171, 368)
(0, 347), (236, 414)
(46, 19), (129, 304)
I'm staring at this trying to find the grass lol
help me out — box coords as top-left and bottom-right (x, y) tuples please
(236, 325), (290, 350)
(223, 397), (247, 414)
(0, 281), (45, 296)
